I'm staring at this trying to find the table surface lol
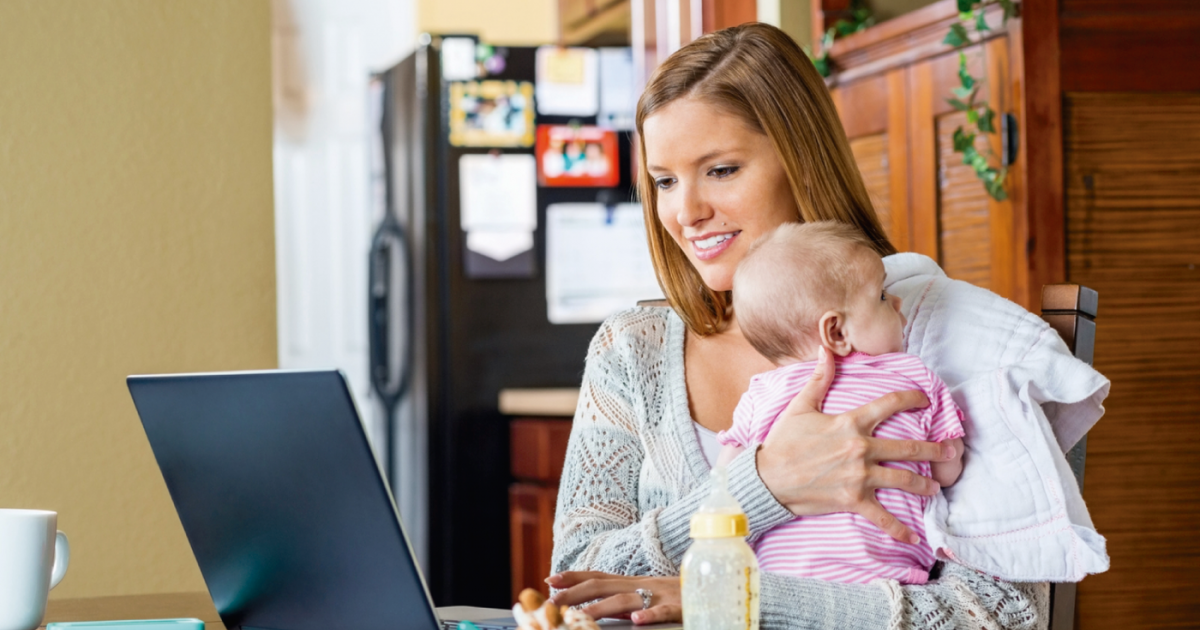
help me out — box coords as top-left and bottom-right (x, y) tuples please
(43, 593), (224, 630)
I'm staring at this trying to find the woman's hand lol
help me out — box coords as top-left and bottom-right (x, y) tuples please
(546, 571), (681, 625)
(756, 347), (957, 544)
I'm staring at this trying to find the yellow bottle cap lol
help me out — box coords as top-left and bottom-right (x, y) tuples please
(690, 511), (749, 538)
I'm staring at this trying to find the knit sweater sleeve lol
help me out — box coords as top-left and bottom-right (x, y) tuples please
(758, 563), (1048, 630)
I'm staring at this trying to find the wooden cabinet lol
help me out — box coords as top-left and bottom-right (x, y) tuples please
(508, 417), (573, 601)
(829, 4), (1200, 627)
(826, 0), (1037, 308)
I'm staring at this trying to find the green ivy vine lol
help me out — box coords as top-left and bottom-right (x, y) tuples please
(944, 0), (1018, 201)
(807, 1), (874, 78)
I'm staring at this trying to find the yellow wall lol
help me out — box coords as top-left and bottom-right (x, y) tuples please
(418, 0), (557, 44)
(780, 0), (813, 51)
(0, 0), (276, 599)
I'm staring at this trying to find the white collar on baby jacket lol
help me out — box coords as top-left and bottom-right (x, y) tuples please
(884, 251), (946, 285)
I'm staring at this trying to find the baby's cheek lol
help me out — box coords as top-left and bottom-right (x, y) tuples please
(889, 325), (906, 353)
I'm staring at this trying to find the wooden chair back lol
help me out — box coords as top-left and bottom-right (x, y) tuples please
(1041, 283), (1098, 630)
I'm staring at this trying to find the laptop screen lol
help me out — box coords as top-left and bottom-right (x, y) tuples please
(129, 370), (441, 630)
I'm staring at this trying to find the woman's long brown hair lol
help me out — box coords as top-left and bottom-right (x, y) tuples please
(636, 22), (895, 336)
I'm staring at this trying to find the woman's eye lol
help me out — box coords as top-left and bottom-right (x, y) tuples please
(654, 177), (675, 190)
(708, 165), (739, 178)
(881, 291), (888, 301)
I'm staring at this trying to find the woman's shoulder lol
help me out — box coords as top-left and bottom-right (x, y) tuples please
(583, 306), (683, 418)
(587, 306), (678, 359)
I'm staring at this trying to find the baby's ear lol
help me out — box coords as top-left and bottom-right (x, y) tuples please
(818, 311), (853, 357)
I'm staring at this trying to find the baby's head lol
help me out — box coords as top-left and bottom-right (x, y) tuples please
(733, 222), (905, 365)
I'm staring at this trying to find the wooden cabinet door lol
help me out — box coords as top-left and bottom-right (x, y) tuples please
(509, 483), (559, 601)
(906, 37), (1019, 300)
(830, 70), (913, 252)
(511, 418), (572, 483)
(509, 417), (572, 601)
(831, 35), (1023, 305)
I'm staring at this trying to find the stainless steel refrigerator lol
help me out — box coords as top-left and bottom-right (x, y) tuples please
(368, 37), (635, 607)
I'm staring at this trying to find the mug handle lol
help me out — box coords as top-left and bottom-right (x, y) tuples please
(50, 531), (70, 589)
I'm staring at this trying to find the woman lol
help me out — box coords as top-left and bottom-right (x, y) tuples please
(548, 23), (1056, 629)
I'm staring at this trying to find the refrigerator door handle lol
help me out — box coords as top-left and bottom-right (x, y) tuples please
(369, 215), (412, 408)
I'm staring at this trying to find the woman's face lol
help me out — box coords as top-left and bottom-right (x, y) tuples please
(643, 97), (797, 292)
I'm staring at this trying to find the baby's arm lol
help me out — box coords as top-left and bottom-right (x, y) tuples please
(716, 444), (745, 468)
(930, 437), (964, 487)
(921, 364), (966, 488)
(716, 381), (759, 468)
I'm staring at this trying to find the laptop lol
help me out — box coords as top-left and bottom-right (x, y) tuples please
(128, 370), (680, 630)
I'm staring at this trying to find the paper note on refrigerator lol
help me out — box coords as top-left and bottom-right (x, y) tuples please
(535, 47), (599, 117)
(441, 37), (479, 81)
(546, 203), (663, 324)
(459, 153), (537, 262)
(598, 48), (635, 130)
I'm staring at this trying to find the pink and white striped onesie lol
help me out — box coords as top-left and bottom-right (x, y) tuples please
(717, 351), (965, 585)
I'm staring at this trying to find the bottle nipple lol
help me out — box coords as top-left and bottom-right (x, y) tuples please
(690, 466), (748, 538)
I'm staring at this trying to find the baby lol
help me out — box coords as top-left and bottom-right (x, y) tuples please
(716, 221), (965, 585)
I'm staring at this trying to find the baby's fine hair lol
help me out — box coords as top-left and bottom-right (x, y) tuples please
(733, 221), (879, 363)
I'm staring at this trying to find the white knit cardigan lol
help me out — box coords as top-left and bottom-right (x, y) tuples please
(551, 258), (1059, 630)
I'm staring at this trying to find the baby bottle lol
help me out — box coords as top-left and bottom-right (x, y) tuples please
(681, 467), (760, 630)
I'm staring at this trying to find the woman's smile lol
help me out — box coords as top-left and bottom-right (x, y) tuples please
(689, 230), (741, 260)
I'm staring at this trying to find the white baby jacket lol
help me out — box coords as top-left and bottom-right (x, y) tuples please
(884, 253), (1111, 582)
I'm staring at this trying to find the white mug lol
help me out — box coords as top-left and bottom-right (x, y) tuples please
(0, 509), (70, 630)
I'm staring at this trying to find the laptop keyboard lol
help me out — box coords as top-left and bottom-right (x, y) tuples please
(442, 621), (514, 630)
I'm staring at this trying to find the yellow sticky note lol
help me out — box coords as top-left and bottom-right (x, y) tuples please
(545, 50), (586, 84)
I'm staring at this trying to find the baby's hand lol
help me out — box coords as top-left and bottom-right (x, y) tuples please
(930, 437), (964, 488)
(716, 444), (745, 468)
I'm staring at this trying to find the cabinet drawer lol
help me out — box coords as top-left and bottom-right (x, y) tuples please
(510, 417), (572, 483)
(510, 482), (559, 601)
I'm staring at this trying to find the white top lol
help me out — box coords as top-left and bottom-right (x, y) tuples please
(691, 421), (722, 469)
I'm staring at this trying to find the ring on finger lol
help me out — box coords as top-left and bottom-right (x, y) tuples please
(635, 588), (653, 611)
